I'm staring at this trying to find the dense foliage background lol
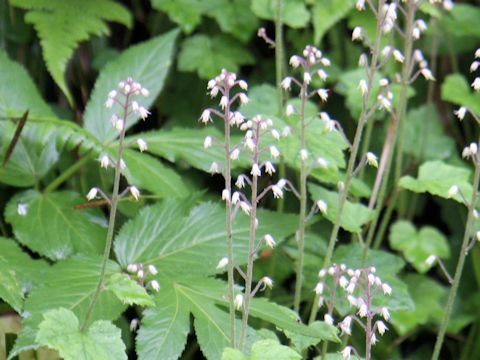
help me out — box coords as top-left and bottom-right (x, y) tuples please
(0, 0), (480, 359)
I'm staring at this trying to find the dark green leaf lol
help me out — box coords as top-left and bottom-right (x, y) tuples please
(0, 255), (23, 312)
(106, 273), (154, 307)
(313, 0), (355, 43)
(251, 0), (310, 28)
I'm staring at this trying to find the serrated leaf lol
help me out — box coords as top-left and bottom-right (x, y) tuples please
(122, 149), (189, 197)
(36, 307), (126, 360)
(399, 160), (472, 204)
(312, 0), (355, 43)
(441, 74), (480, 115)
(283, 321), (338, 352)
(0, 49), (54, 117)
(0, 256), (23, 313)
(178, 34), (254, 79)
(84, 29), (179, 142)
(114, 199), (297, 276)
(9, 256), (125, 359)
(389, 221), (450, 273)
(151, 0), (203, 33)
(309, 184), (373, 233)
(0, 237), (49, 291)
(106, 273), (154, 307)
(11, 0), (132, 104)
(136, 286), (190, 360)
(251, 0), (310, 29)
(5, 190), (107, 260)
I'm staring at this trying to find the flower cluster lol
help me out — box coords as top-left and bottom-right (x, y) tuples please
(126, 262), (160, 292)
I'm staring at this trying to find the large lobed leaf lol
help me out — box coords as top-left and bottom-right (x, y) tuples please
(0, 255), (24, 313)
(84, 29), (179, 142)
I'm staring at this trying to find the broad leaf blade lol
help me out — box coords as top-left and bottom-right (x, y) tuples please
(106, 273), (154, 307)
(0, 256), (23, 313)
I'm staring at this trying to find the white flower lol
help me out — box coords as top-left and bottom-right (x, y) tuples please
(470, 61), (480, 73)
(282, 126), (291, 136)
(368, 273), (375, 285)
(236, 175), (246, 188)
(316, 157), (329, 168)
(472, 77), (480, 91)
(203, 136), (213, 149)
(264, 234), (276, 248)
(130, 186), (140, 201)
(148, 264), (158, 275)
(231, 191), (240, 205)
(245, 137), (255, 151)
(314, 282), (324, 295)
(413, 49), (424, 63)
(105, 98), (114, 108)
(352, 26), (363, 41)
(132, 100), (139, 112)
(316, 200), (328, 214)
(378, 95), (392, 112)
(271, 129), (280, 140)
(328, 266), (335, 275)
(141, 87), (149, 96)
(356, 0), (365, 10)
(347, 295), (357, 307)
(124, 84), (131, 94)
(303, 72), (312, 84)
(265, 161), (276, 175)
(234, 294), (244, 310)
(17, 203), (28, 216)
(358, 79), (368, 95)
(339, 316), (352, 335)
(358, 303), (368, 317)
(272, 185), (283, 199)
(476, 231), (480, 242)
(289, 55), (301, 68)
(150, 280), (160, 292)
(240, 201), (251, 215)
(251, 163), (261, 177)
(476, 48), (480, 59)
(239, 93), (249, 105)
(127, 264), (138, 273)
(339, 276), (348, 289)
(229, 148), (240, 160)
(210, 86), (219, 97)
(200, 109), (212, 124)
(346, 282), (356, 294)
(321, 57), (331, 66)
(137, 138), (148, 152)
(281, 77), (292, 90)
(381, 306), (390, 321)
(238, 80), (248, 90)
(270, 145), (280, 158)
(454, 107), (467, 120)
(341, 346), (352, 360)
(286, 104), (295, 116)
(421, 68), (435, 81)
(318, 269), (326, 278)
(358, 53), (368, 67)
(317, 69), (328, 80)
(447, 185), (459, 198)
(137, 269), (144, 279)
(300, 149), (309, 161)
(376, 320), (388, 336)
(381, 45), (392, 58)
(86, 187), (98, 201)
(277, 179), (287, 189)
(209, 161), (220, 174)
(317, 89), (329, 102)
(324, 314), (334, 326)
(366, 152), (378, 168)
(382, 283), (392, 295)
(115, 119), (124, 131)
(138, 107), (150, 120)
(379, 78), (389, 87)
(262, 276), (274, 289)
(216, 257), (229, 269)
(220, 96), (228, 110)
(393, 49), (405, 63)
(371, 333), (378, 346)
(222, 189), (230, 202)
(470, 142), (478, 155)
(412, 27), (420, 40)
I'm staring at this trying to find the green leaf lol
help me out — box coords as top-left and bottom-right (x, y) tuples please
(0, 122), (59, 187)
(151, 0), (203, 33)
(114, 199), (298, 276)
(222, 348), (247, 360)
(178, 34), (254, 79)
(249, 339), (302, 360)
(312, 0), (355, 43)
(389, 221), (450, 273)
(284, 321), (339, 352)
(0, 237), (49, 291)
(122, 149), (189, 198)
(0, 49), (54, 117)
(136, 286), (190, 360)
(399, 160), (473, 204)
(10, 0), (132, 104)
(403, 105), (456, 161)
(309, 184), (374, 233)
(439, 4), (480, 39)
(84, 29), (179, 142)
(5, 190), (107, 260)
(441, 74), (480, 115)
(36, 307), (126, 360)
(9, 256), (125, 358)
(0, 256), (23, 313)
(390, 274), (446, 335)
(106, 273), (154, 307)
(251, 0), (310, 28)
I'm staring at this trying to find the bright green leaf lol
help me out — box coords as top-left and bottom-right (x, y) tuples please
(284, 321), (338, 352)
(399, 160), (472, 204)
(106, 273), (154, 307)
(5, 190), (107, 260)
(84, 29), (179, 142)
(251, 339), (301, 360)
(389, 221), (450, 273)
(251, 0), (310, 28)
(0, 256), (23, 313)
(11, 0), (132, 104)
(151, 0), (203, 33)
(36, 307), (126, 360)
(441, 74), (480, 115)
(178, 34), (254, 79)
(313, 0), (355, 43)
(309, 184), (374, 233)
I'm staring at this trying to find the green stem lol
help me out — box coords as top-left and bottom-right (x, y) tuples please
(432, 146), (480, 359)
(81, 94), (130, 332)
(44, 153), (94, 193)
(363, 0), (416, 261)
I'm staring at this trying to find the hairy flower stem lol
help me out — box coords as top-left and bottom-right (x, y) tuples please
(293, 77), (308, 314)
(224, 95), (237, 348)
(365, 278), (373, 360)
(432, 147), (480, 360)
(363, 0), (416, 261)
(239, 126), (260, 351)
(81, 94), (130, 332)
